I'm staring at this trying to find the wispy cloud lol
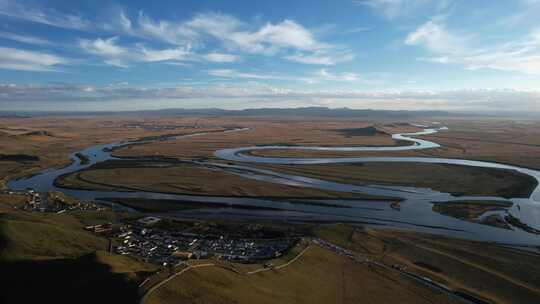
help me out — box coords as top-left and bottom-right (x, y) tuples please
(0, 30), (51, 45)
(0, 0), (91, 30)
(316, 69), (358, 81)
(79, 37), (126, 56)
(3, 83), (540, 112)
(285, 51), (355, 65)
(141, 47), (192, 62)
(341, 26), (373, 34)
(139, 12), (346, 61)
(135, 11), (199, 45)
(0, 47), (67, 71)
(75, 10), (351, 67)
(353, 0), (436, 19)
(78, 36), (240, 68)
(210, 69), (273, 79)
(78, 37), (131, 67)
(202, 53), (239, 63)
(208, 69), (311, 82)
(405, 18), (540, 74)
(224, 19), (330, 54)
(208, 68), (359, 83)
(405, 18), (468, 54)
(120, 11), (333, 57)
(0, 2), (354, 68)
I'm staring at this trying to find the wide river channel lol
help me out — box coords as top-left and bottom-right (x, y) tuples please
(7, 125), (540, 250)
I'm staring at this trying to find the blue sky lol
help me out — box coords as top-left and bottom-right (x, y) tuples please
(1, 0), (540, 112)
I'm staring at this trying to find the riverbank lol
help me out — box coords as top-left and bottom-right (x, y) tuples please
(55, 160), (391, 200)
(254, 162), (538, 198)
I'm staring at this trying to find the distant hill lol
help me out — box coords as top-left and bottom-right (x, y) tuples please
(0, 107), (465, 119)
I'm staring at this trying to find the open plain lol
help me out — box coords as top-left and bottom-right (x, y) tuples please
(2, 114), (540, 304)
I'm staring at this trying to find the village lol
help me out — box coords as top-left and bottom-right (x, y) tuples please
(112, 216), (298, 266)
(5, 188), (106, 213)
(6, 188), (298, 267)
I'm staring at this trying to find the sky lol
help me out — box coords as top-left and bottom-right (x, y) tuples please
(1, 0), (540, 112)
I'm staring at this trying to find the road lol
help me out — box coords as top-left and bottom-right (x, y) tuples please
(138, 237), (488, 304)
(139, 263), (215, 304)
(312, 238), (489, 304)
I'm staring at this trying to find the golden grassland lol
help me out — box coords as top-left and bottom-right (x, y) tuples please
(2, 116), (540, 303)
(314, 225), (540, 304)
(244, 119), (540, 170)
(0, 208), (157, 304)
(431, 201), (512, 220)
(143, 222), (540, 304)
(255, 162), (537, 198)
(56, 162), (387, 200)
(1, 196), (539, 304)
(4, 116), (540, 175)
(0, 211), (106, 260)
(147, 245), (460, 304)
(4, 116), (540, 191)
(419, 119), (540, 169)
(0, 193), (26, 212)
(0, 116), (225, 187)
(112, 119), (407, 159)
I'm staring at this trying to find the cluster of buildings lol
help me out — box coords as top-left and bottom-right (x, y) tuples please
(114, 216), (297, 266)
(6, 188), (297, 266)
(9, 189), (106, 213)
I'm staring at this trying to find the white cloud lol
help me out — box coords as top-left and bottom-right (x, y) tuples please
(79, 37), (191, 67)
(186, 14), (334, 56)
(285, 51), (355, 65)
(118, 10), (132, 32)
(406, 19), (540, 74)
(248, 19), (328, 52)
(0, 31), (51, 45)
(316, 69), (358, 81)
(3, 83), (540, 112)
(103, 59), (130, 68)
(141, 46), (191, 62)
(202, 53), (239, 62)
(186, 12), (241, 40)
(353, 0), (435, 19)
(0, 0), (91, 30)
(0, 47), (67, 71)
(130, 12), (350, 65)
(208, 69), (291, 80)
(136, 11), (198, 45)
(342, 26), (373, 34)
(77, 10), (350, 67)
(0, 3), (354, 67)
(78, 37), (132, 67)
(208, 68), (359, 83)
(78, 37), (239, 67)
(79, 37), (126, 56)
(405, 19), (467, 54)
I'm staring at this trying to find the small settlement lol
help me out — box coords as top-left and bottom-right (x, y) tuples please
(113, 216), (297, 266)
(7, 189), (105, 213)
(8, 189), (298, 266)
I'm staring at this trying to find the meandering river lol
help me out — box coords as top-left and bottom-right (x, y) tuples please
(7, 125), (540, 249)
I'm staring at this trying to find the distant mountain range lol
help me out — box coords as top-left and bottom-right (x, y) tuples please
(0, 107), (467, 118)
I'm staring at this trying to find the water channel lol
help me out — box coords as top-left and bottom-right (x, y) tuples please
(7, 125), (540, 250)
